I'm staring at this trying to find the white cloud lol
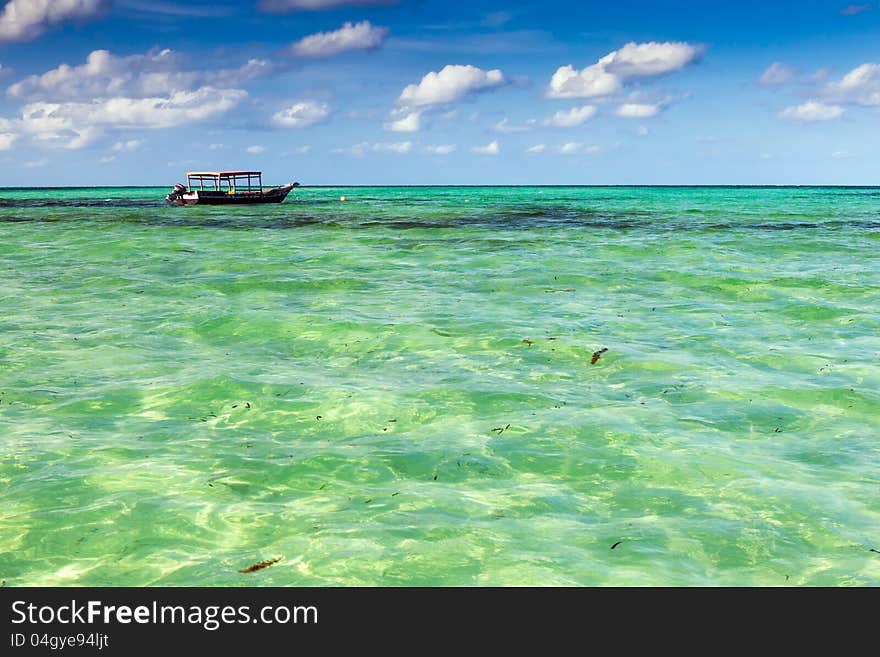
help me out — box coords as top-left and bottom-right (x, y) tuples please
(0, 130), (16, 149)
(16, 87), (246, 148)
(208, 143), (223, 150)
(289, 20), (388, 57)
(525, 144), (545, 153)
(493, 117), (534, 133)
(547, 41), (702, 99)
(602, 42), (703, 78)
(112, 138), (143, 152)
(247, 145), (266, 154)
(398, 64), (505, 108)
(778, 100), (844, 122)
(384, 110), (420, 132)
(259, 0), (397, 11)
(0, 0), (107, 42)
(831, 150), (850, 158)
(758, 62), (795, 86)
(811, 68), (831, 83)
(272, 100), (329, 128)
(471, 140), (499, 155)
(483, 11), (511, 27)
(117, 1), (232, 17)
(98, 155), (115, 163)
(425, 144), (455, 155)
(542, 104), (596, 127)
(25, 157), (48, 167)
(558, 143), (601, 154)
(372, 141), (411, 154)
(615, 102), (660, 118)
(547, 64), (621, 99)
(637, 125), (649, 136)
(7, 48), (271, 101)
(825, 63), (880, 106)
(333, 141), (411, 156)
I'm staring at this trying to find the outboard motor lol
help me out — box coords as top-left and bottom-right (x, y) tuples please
(166, 182), (187, 204)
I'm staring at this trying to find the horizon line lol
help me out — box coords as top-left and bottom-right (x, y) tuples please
(2, 184), (880, 190)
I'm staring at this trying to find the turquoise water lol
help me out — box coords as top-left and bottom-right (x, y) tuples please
(1, 186), (878, 586)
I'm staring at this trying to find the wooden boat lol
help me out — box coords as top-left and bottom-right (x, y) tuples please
(166, 171), (298, 205)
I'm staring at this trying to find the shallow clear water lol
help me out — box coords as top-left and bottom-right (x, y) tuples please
(1, 186), (878, 586)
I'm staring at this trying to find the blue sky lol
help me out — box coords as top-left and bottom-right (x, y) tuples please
(1, 0), (879, 185)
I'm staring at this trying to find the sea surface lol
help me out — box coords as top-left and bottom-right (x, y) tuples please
(1, 186), (878, 586)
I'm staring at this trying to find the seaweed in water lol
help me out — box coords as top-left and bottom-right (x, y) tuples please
(591, 348), (608, 365)
(239, 558), (281, 573)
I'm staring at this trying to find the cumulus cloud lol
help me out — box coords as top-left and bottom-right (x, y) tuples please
(289, 20), (388, 57)
(259, 0), (397, 11)
(558, 143), (601, 154)
(372, 140), (412, 154)
(384, 110), (420, 132)
(525, 144), (545, 153)
(615, 102), (661, 118)
(272, 100), (329, 128)
(333, 140), (412, 156)
(542, 104), (596, 127)
(247, 145), (266, 154)
(398, 64), (505, 108)
(7, 48), (271, 101)
(493, 117), (535, 133)
(602, 42), (703, 78)
(547, 41), (702, 99)
(0, 0), (108, 42)
(112, 138), (143, 151)
(825, 63), (880, 106)
(16, 87), (246, 148)
(471, 140), (499, 155)
(424, 144), (455, 155)
(0, 130), (16, 149)
(778, 100), (844, 122)
(281, 145), (311, 156)
(547, 64), (621, 99)
(758, 62), (795, 86)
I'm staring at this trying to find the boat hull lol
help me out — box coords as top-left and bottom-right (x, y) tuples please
(166, 184), (296, 206)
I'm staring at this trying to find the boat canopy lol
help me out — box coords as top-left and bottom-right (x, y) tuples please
(186, 171), (263, 191)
